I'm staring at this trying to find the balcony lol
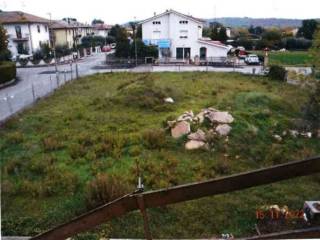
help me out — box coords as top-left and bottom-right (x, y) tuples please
(143, 39), (171, 48)
(12, 34), (30, 42)
(12, 37), (29, 42)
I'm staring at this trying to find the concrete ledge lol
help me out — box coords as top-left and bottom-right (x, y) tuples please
(2, 237), (31, 240)
(0, 78), (16, 89)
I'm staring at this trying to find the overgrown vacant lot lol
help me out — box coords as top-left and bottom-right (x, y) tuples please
(255, 51), (313, 66)
(1, 72), (319, 238)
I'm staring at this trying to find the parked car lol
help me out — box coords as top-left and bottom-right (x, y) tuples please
(102, 45), (111, 52)
(245, 54), (260, 65)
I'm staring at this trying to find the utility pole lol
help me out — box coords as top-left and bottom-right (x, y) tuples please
(48, 13), (59, 81)
(134, 16), (138, 67)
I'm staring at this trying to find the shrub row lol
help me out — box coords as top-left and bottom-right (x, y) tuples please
(0, 61), (16, 84)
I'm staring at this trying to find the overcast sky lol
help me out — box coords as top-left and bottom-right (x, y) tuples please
(1, 0), (319, 24)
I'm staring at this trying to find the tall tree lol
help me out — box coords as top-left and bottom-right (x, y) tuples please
(210, 26), (219, 40)
(310, 28), (320, 69)
(0, 24), (11, 61)
(218, 27), (228, 42)
(92, 19), (104, 25)
(261, 30), (282, 48)
(298, 19), (318, 40)
(136, 24), (142, 39)
(0, 24), (8, 52)
(113, 25), (130, 58)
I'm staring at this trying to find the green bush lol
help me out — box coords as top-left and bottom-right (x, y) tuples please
(0, 61), (16, 84)
(268, 65), (287, 81)
(304, 81), (320, 128)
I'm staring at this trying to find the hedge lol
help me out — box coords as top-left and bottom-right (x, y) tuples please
(268, 65), (287, 81)
(0, 61), (16, 84)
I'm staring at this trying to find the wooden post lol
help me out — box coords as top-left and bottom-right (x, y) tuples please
(136, 194), (152, 240)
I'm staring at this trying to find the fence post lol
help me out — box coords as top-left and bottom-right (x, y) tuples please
(6, 93), (13, 113)
(56, 73), (59, 88)
(31, 83), (36, 101)
(75, 62), (79, 79)
(50, 75), (53, 90)
(64, 70), (67, 83)
(136, 194), (152, 240)
(70, 63), (73, 80)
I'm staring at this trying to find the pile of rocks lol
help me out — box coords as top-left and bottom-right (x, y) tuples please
(168, 108), (234, 150)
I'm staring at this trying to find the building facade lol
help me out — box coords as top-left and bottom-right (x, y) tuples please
(0, 11), (50, 56)
(140, 10), (229, 60)
(93, 24), (112, 38)
(50, 20), (78, 48)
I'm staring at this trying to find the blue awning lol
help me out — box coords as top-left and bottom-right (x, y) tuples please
(143, 39), (171, 48)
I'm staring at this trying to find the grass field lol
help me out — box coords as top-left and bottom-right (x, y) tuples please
(1, 72), (319, 238)
(255, 51), (314, 66)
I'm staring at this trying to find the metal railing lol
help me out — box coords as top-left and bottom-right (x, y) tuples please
(30, 155), (320, 240)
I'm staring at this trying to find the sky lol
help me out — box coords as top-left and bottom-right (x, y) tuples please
(0, 0), (319, 24)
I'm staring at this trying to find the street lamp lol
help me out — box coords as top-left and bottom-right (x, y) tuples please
(47, 12), (58, 79)
(134, 16), (138, 66)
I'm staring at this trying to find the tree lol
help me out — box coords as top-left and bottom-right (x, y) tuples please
(310, 29), (320, 69)
(81, 36), (106, 48)
(109, 24), (122, 38)
(136, 24), (142, 39)
(218, 27), (228, 43)
(0, 25), (11, 61)
(92, 19), (104, 25)
(113, 26), (130, 58)
(248, 25), (265, 35)
(129, 39), (158, 59)
(210, 26), (219, 41)
(261, 30), (283, 49)
(0, 24), (8, 53)
(298, 19), (318, 40)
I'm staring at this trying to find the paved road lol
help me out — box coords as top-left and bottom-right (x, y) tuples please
(0, 53), (265, 122)
(0, 53), (106, 122)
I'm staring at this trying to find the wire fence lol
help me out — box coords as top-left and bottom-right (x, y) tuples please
(0, 63), (79, 123)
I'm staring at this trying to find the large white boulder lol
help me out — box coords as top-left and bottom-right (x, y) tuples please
(206, 111), (234, 124)
(171, 121), (190, 138)
(215, 124), (232, 136)
(188, 129), (206, 141)
(185, 140), (206, 150)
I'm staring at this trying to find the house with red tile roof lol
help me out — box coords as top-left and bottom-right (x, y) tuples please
(0, 11), (50, 56)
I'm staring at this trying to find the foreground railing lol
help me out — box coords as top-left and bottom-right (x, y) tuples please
(31, 156), (320, 240)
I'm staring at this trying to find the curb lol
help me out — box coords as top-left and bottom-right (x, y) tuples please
(0, 78), (17, 89)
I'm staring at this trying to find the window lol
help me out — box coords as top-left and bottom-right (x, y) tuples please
(176, 47), (191, 59)
(37, 25), (41, 33)
(45, 26), (48, 32)
(152, 31), (161, 39)
(179, 30), (188, 39)
(152, 21), (161, 25)
(15, 26), (22, 39)
(200, 47), (207, 60)
(179, 20), (188, 24)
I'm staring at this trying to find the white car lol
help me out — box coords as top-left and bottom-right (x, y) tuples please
(245, 54), (260, 65)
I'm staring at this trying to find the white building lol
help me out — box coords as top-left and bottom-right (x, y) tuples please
(93, 24), (112, 38)
(140, 9), (229, 61)
(0, 11), (50, 56)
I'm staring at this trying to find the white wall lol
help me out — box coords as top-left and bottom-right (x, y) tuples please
(4, 23), (50, 56)
(29, 23), (50, 52)
(142, 11), (229, 59)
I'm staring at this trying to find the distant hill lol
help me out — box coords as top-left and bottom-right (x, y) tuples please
(205, 17), (305, 28)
